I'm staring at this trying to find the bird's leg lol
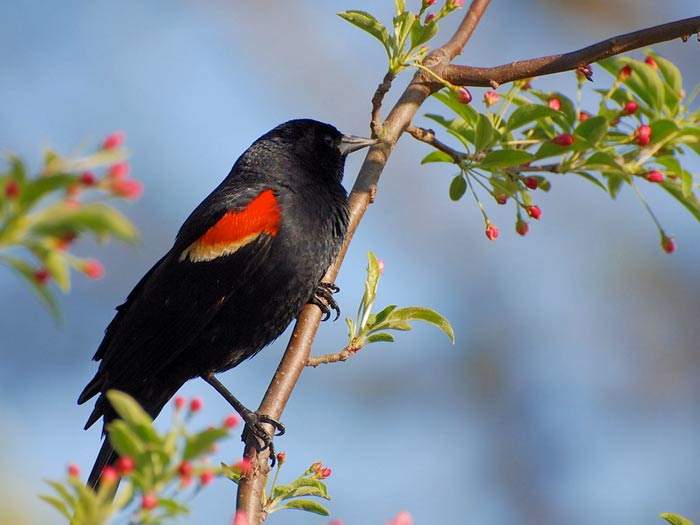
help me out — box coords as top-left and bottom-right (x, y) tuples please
(202, 374), (285, 465)
(309, 282), (340, 321)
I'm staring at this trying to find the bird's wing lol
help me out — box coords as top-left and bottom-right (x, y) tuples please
(78, 185), (282, 410)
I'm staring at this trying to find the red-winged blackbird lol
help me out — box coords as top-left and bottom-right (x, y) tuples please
(78, 119), (375, 487)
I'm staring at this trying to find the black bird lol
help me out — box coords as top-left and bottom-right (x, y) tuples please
(78, 119), (375, 487)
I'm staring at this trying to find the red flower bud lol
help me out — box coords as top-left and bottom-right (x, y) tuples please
(101, 466), (119, 485)
(644, 56), (657, 69)
(110, 178), (143, 200)
(448, 0), (464, 8)
(34, 268), (50, 285)
(494, 194), (508, 205)
(661, 235), (676, 254)
(4, 179), (20, 199)
(548, 97), (561, 111)
(623, 101), (638, 115)
(524, 176), (539, 190)
(174, 396), (186, 410)
(388, 511), (414, 525)
(526, 205), (542, 220)
(223, 414), (239, 429)
(515, 220), (529, 236)
(483, 90), (500, 107)
(67, 464), (80, 477)
(276, 452), (286, 465)
(457, 87), (472, 104)
(141, 493), (158, 510)
(619, 65), (632, 79)
(423, 0), (437, 6)
(319, 467), (332, 479)
(578, 111), (591, 122)
(189, 397), (203, 412)
(178, 461), (194, 477)
(635, 124), (652, 146)
(424, 13), (436, 24)
(646, 170), (665, 183)
(199, 470), (215, 486)
(552, 133), (574, 146)
(116, 456), (135, 475)
(485, 223), (499, 241)
(79, 171), (97, 186)
(82, 259), (105, 280)
(576, 64), (593, 81)
(102, 131), (125, 150)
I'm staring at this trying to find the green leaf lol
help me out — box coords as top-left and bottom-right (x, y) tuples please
(449, 175), (466, 201)
(367, 333), (395, 343)
(390, 306), (455, 344)
(183, 427), (228, 461)
(29, 203), (138, 243)
(281, 499), (330, 516)
(606, 173), (625, 199)
(630, 60), (665, 111)
(273, 477), (330, 501)
(410, 20), (439, 49)
(159, 498), (190, 517)
(107, 420), (145, 458)
(479, 150), (534, 170)
(660, 513), (694, 525)
(573, 172), (607, 193)
(421, 151), (455, 164)
(574, 116), (607, 147)
(394, 0), (405, 15)
(650, 52), (683, 111)
(424, 113), (474, 149)
(221, 463), (243, 484)
(0, 255), (60, 318)
(432, 90), (479, 125)
(507, 104), (558, 131)
(661, 179), (700, 222)
(105, 390), (159, 442)
(44, 250), (70, 293)
(585, 152), (625, 171)
(19, 174), (76, 210)
(372, 304), (397, 326)
(681, 170), (693, 198)
(39, 495), (72, 520)
(338, 11), (392, 57)
(474, 113), (495, 152)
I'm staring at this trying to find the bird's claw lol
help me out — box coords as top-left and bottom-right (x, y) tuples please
(311, 282), (340, 321)
(241, 411), (285, 466)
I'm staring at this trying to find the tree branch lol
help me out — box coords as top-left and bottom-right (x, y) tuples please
(371, 71), (396, 138)
(234, 1), (492, 522)
(406, 125), (468, 162)
(443, 15), (700, 87)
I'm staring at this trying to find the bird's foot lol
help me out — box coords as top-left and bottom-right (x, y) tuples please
(310, 282), (340, 321)
(241, 410), (286, 466)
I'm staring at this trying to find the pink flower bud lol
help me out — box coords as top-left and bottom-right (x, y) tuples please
(661, 235), (676, 254)
(80, 171), (97, 186)
(223, 414), (239, 428)
(174, 396), (186, 410)
(199, 470), (215, 486)
(101, 466), (119, 485)
(388, 511), (414, 525)
(483, 90), (500, 107)
(34, 268), (51, 285)
(644, 56), (657, 69)
(424, 13), (436, 24)
(102, 131), (125, 150)
(578, 111), (591, 122)
(548, 97), (561, 111)
(456, 87), (472, 104)
(141, 493), (158, 510)
(619, 64), (632, 79)
(646, 170), (665, 183)
(485, 223), (499, 241)
(276, 451), (286, 465)
(4, 180), (20, 199)
(516, 220), (529, 236)
(524, 176), (538, 190)
(110, 178), (143, 200)
(108, 162), (130, 180)
(116, 456), (135, 475)
(82, 259), (105, 280)
(67, 464), (80, 477)
(635, 124), (652, 146)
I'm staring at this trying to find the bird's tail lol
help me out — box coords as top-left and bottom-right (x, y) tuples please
(87, 439), (117, 489)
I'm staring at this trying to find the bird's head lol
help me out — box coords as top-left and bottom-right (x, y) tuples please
(257, 119), (376, 181)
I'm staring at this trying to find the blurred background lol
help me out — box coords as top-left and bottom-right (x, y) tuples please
(1, 1), (699, 524)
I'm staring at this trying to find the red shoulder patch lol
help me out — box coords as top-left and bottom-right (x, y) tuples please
(181, 189), (281, 262)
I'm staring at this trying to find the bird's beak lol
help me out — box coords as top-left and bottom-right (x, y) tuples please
(338, 135), (378, 156)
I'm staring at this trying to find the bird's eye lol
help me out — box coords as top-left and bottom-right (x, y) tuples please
(323, 135), (335, 147)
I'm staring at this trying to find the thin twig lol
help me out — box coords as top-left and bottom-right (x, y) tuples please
(442, 15), (700, 86)
(405, 125), (468, 162)
(371, 72), (396, 138)
(306, 344), (362, 368)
